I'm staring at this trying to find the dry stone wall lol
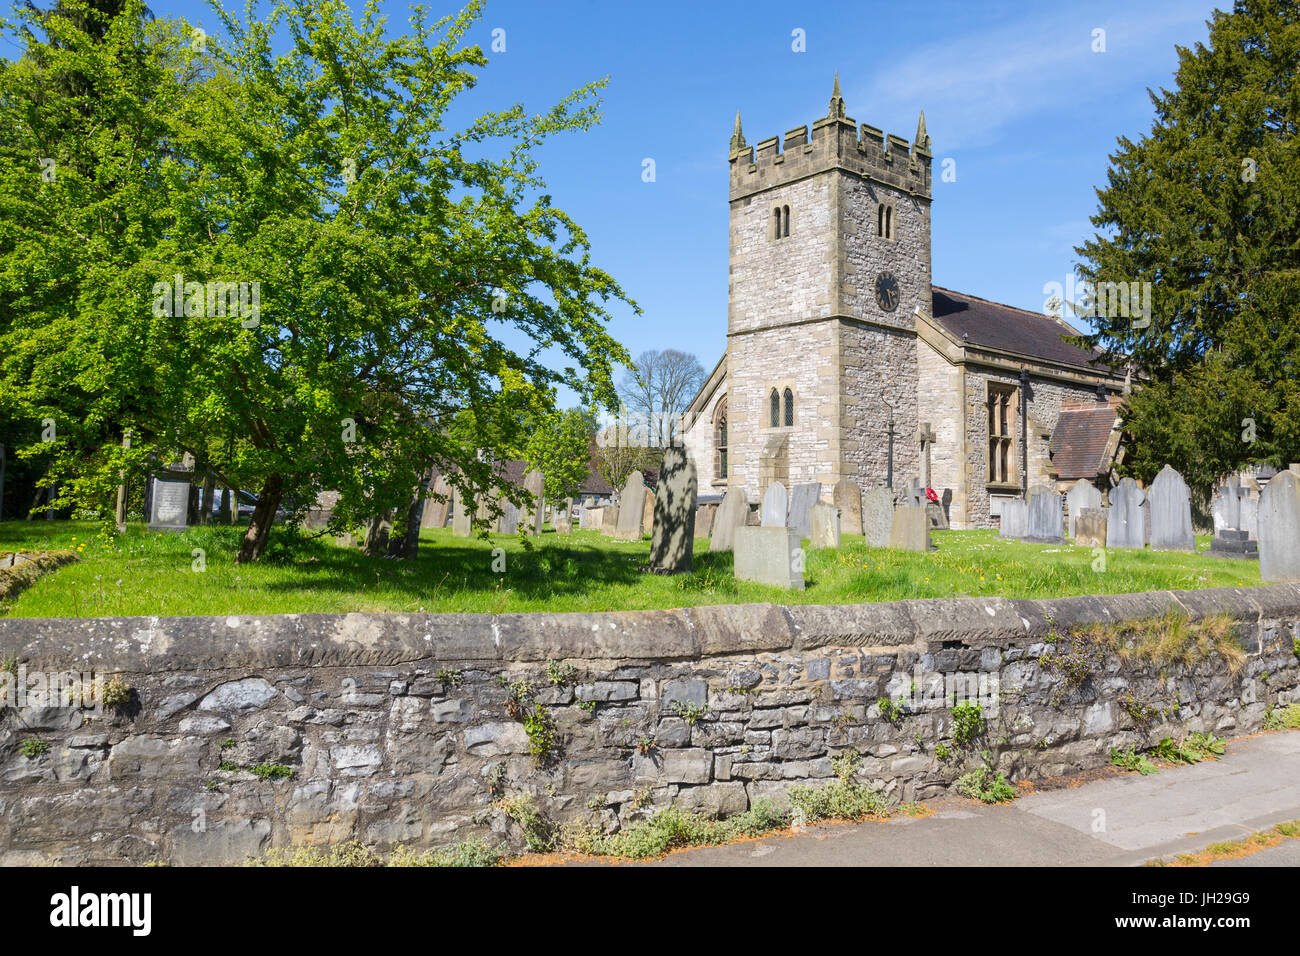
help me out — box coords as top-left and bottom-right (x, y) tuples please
(1, 585), (1298, 865)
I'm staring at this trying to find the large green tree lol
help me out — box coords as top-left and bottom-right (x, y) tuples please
(1076, 0), (1300, 491)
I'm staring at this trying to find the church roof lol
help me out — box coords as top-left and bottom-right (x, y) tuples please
(930, 287), (1107, 371)
(1051, 402), (1122, 480)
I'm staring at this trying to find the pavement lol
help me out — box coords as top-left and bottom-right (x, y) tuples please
(644, 731), (1300, 867)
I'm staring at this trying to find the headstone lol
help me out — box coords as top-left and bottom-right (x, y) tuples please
(861, 487), (894, 548)
(523, 469), (546, 535)
(734, 526), (804, 589)
(810, 503), (841, 549)
(583, 506), (603, 531)
(1074, 507), (1107, 549)
(421, 476), (452, 529)
(600, 505), (620, 535)
(1148, 464), (1195, 551)
(495, 499), (518, 534)
(1106, 477), (1146, 549)
(899, 478), (925, 508)
(554, 497), (573, 535)
(1239, 493), (1259, 540)
(694, 503), (717, 538)
(889, 505), (930, 552)
(614, 471), (648, 540)
(917, 422), (937, 490)
(640, 489), (656, 537)
(1025, 485), (1064, 542)
(147, 472), (192, 531)
(787, 482), (822, 539)
(1259, 471), (1300, 582)
(761, 481), (789, 527)
(1065, 479), (1103, 538)
(925, 499), (949, 530)
(451, 487), (472, 537)
(1211, 478), (1241, 535)
(833, 478), (863, 536)
(999, 499), (1028, 539)
(709, 487), (749, 553)
(648, 447), (696, 573)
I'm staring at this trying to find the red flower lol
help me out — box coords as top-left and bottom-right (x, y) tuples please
(926, 487), (939, 503)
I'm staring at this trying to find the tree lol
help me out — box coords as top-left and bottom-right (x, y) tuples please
(593, 421), (648, 499)
(524, 407), (593, 502)
(1075, 0), (1300, 490)
(618, 349), (707, 447)
(0, 0), (636, 561)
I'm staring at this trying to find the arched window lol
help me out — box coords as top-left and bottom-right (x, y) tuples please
(714, 398), (728, 479)
(878, 203), (894, 240)
(769, 388), (780, 427)
(772, 207), (782, 239)
(781, 205), (790, 237)
(783, 388), (794, 427)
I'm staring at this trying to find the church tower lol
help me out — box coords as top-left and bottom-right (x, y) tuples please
(725, 76), (933, 501)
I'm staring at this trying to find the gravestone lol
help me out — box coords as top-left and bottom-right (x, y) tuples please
(1074, 508), (1107, 548)
(640, 489), (656, 537)
(421, 475), (453, 529)
(917, 422), (937, 490)
(734, 526), (804, 589)
(1210, 528), (1258, 560)
(899, 478), (925, 508)
(810, 503), (841, 549)
(1065, 479), (1103, 538)
(1025, 486), (1063, 542)
(614, 471), (649, 540)
(833, 478), (863, 536)
(1211, 478), (1242, 535)
(147, 472), (192, 531)
(600, 506), (620, 535)
(554, 497), (573, 535)
(648, 447), (696, 573)
(523, 469), (546, 536)
(1106, 477), (1146, 549)
(451, 487), (472, 537)
(499, 500), (520, 535)
(709, 487), (749, 553)
(999, 499), (1028, 539)
(1148, 464), (1195, 551)
(584, 506), (603, 530)
(761, 481), (789, 527)
(925, 498), (949, 531)
(787, 482), (822, 539)
(1239, 494), (1259, 540)
(1259, 471), (1300, 582)
(694, 503), (717, 538)
(861, 487), (894, 548)
(889, 505), (930, 552)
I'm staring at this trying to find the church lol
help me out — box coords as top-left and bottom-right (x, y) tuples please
(681, 77), (1129, 530)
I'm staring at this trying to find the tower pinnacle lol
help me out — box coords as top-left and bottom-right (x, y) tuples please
(914, 109), (931, 150)
(828, 71), (845, 119)
(730, 110), (746, 154)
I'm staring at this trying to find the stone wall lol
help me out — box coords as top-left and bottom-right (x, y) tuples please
(2, 585), (1298, 865)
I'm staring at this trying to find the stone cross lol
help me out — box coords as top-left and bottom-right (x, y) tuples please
(917, 422), (936, 489)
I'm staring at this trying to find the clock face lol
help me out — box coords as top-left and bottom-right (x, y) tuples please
(875, 271), (900, 312)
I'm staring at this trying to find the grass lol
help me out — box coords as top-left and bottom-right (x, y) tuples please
(249, 839), (504, 867)
(1264, 704), (1300, 730)
(1148, 820), (1300, 867)
(0, 520), (1261, 618)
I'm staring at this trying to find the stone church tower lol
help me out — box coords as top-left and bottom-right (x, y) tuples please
(722, 75), (930, 499)
(683, 76), (1128, 529)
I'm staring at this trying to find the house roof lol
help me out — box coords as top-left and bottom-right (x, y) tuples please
(1051, 403), (1121, 480)
(930, 287), (1110, 371)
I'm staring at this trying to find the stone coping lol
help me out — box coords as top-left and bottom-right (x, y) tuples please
(0, 584), (1296, 670)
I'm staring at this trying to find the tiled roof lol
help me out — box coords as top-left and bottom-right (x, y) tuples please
(1051, 403), (1120, 480)
(930, 287), (1110, 370)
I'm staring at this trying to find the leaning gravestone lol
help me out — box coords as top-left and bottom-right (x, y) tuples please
(554, 497), (573, 535)
(1148, 464), (1195, 551)
(709, 487), (749, 553)
(694, 503), (717, 538)
(147, 471), (192, 532)
(523, 470), (546, 536)
(498, 500), (520, 535)
(1106, 477), (1146, 549)
(787, 482), (822, 539)
(1074, 508), (1107, 548)
(614, 471), (649, 540)
(999, 499), (1028, 539)
(421, 475), (453, 529)
(1258, 471), (1300, 582)
(734, 526), (804, 589)
(833, 478), (863, 536)
(861, 487), (894, 548)
(1025, 485), (1064, 543)
(640, 489), (656, 537)
(761, 481), (788, 527)
(648, 447), (696, 573)
(451, 487), (472, 537)
(810, 503), (841, 549)
(1065, 479), (1103, 539)
(600, 506), (620, 535)
(889, 505), (930, 552)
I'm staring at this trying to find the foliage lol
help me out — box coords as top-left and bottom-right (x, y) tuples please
(521, 701), (559, 765)
(494, 793), (557, 853)
(950, 701), (985, 746)
(877, 696), (905, 724)
(670, 700), (709, 726)
(19, 738), (49, 758)
(251, 838), (502, 867)
(524, 409), (596, 503)
(1110, 746), (1158, 775)
(101, 674), (131, 708)
(617, 349), (708, 448)
(1075, 0), (1300, 488)
(436, 668), (463, 687)
(788, 749), (890, 823)
(954, 766), (1018, 803)
(1263, 704), (1300, 729)
(1117, 690), (1162, 728)
(544, 659), (578, 687)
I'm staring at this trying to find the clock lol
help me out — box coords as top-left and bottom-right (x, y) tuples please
(874, 271), (900, 312)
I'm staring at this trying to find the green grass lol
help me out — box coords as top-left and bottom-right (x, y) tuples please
(0, 520), (1260, 618)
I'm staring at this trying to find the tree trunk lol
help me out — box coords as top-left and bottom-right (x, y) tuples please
(361, 513), (392, 557)
(235, 473), (284, 563)
(387, 491), (424, 561)
(200, 473), (216, 525)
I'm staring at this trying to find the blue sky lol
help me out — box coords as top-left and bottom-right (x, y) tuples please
(133, 0), (1221, 385)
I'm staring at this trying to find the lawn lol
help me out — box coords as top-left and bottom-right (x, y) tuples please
(0, 520), (1262, 618)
